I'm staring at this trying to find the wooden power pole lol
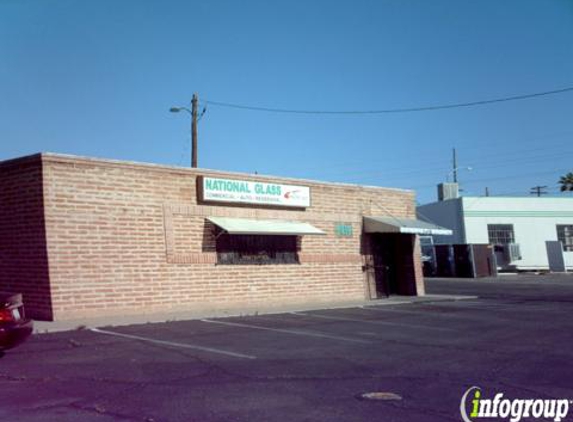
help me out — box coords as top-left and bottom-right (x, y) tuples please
(191, 93), (198, 168)
(530, 185), (548, 197)
(452, 148), (458, 183)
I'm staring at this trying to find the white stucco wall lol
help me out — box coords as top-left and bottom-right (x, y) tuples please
(461, 197), (573, 270)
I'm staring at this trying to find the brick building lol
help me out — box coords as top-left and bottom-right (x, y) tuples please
(0, 153), (449, 321)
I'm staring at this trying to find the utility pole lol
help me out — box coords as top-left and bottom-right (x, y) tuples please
(530, 185), (548, 197)
(170, 93), (203, 168)
(191, 93), (198, 168)
(452, 148), (458, 183)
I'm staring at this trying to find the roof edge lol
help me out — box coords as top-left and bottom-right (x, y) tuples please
(34, 152), (414, 194)
(0, 153), (43, 169)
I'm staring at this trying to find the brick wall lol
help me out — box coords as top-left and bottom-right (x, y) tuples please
(0, 155), (53, 320)
(36, 153), (419, 320)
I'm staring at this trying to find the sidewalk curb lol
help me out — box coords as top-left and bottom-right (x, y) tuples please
(32, 294), (478, 334)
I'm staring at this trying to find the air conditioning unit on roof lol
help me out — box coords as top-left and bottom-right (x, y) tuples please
(437, 183), (459, 201)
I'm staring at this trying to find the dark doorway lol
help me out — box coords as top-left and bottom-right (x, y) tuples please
(370, 233), (418, 297)
(453, 244), (474, 278)
(434, 244), (455, 277)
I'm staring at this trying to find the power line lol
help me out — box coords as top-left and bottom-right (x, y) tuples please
(273, 131), (573, 176)
(306, 149), (573, 184)
(205, 86), (573, 115)
(491, 188), (570, 197)
(530, 185), (549, 197)
(407, 168), (570, 191)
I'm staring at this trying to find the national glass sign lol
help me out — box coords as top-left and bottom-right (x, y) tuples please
(199, 177), (310, 208)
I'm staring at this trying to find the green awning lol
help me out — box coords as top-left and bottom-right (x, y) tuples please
(363, 216), (452, 236)
(207, 217), (325, 236)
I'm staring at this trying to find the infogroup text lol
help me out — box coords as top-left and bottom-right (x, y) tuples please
(460, 386), (571, 422)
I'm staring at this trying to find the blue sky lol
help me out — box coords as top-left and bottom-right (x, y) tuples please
(1, 0), (572, 204)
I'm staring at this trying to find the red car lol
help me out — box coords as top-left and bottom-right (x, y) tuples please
(0, 292), (33, 353)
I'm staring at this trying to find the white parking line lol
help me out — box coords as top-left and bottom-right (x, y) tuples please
(364, 302), (539, 322)
(201, 319), (370, 344)
(435, 301), (509, 308)
(90, 327), (256, 360)
(429, 301), (542, 313)
(360, 305), (475, 319)
(292, 312), (455, 332)
(361, 306), (437, 315)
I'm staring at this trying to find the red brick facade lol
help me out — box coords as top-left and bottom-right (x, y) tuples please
(1, 153), (423, 321)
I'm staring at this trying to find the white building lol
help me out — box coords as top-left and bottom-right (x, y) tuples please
(417, 192), (573, 271)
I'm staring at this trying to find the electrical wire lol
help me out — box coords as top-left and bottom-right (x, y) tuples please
(406, 168), (571, 191)
(176, 141), (189, 166)
(290, 148), (573, 186)
(257, 129), (573, 175)
(205, 86), (573, 115)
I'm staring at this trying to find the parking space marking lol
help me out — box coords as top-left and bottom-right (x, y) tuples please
(433, 302), (565, 315)
(90, 327), (256, 360)
(361, 306), (439, 315)
(424, 300), (537, 310)
(434, 301), (511, 309)
(362, 302), (489, 313)
(292, 312), (455, 332)
(201, 319), (370, 344)
(359, 305), (485, 321)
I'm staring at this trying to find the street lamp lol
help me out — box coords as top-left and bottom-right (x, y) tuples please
(170, 93), (198, 168)
(446, 166), (472, 182)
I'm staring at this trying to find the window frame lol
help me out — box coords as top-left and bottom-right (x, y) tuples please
(556, 224), (573, 252)
(215, 233), (301, 265)
(487, 224), (515, 246)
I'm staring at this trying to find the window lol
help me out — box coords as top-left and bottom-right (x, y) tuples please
(556, 225), (573, 252)
(216, 234), (300, 265)
(487, 224), (515, 245)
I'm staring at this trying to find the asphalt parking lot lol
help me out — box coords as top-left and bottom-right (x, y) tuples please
(1, 274), (573, 422)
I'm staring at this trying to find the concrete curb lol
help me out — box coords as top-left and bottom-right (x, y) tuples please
(33, 294), (478, 334)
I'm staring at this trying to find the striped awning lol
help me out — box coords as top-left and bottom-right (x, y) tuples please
(363, 216), (452, 236)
